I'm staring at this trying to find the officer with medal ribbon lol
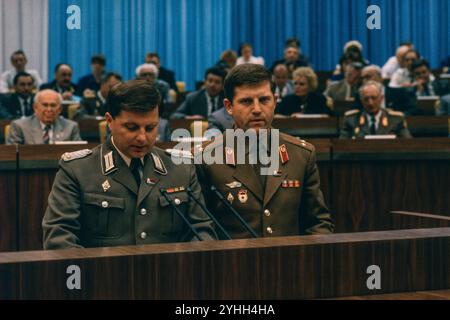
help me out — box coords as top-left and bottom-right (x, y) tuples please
(196, 64), (334, 239)
(42, 80), (216, 249)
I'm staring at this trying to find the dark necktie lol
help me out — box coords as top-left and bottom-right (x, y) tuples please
(369, 115), (376, 135)
(43, 125), (51, 144)
(210, 97), (216, 113)
(130, 158), (143, 187)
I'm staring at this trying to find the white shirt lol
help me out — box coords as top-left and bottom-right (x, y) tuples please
(381, 56), (399, 79)
(389, 68), (413, 88)
(0, 69), (43, 93)
(236, 56), (265, 66)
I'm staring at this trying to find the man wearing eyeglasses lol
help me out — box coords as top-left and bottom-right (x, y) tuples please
(6, 89), (81, 144)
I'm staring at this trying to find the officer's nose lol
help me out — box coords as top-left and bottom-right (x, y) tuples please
(252, 100), (262, 114)
(136, 128), (147, 143)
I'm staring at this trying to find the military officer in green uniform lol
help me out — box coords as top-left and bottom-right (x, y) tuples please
(43, 80), (216, 249)
(340, 81), (412, 139)
(196, 64), (334, 239)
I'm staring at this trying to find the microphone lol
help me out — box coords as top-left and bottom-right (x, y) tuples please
(186, 187), (232, 240)
(210, 186), (260, 238)
(159, 189), (203, 241)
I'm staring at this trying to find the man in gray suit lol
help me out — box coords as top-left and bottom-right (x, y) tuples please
(7, 89), (81, 144)
(325, 62), (363, 101)
(208, 107), (234, 132)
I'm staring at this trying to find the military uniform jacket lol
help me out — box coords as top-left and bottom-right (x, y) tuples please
(42, 138), (215, 249)
(339, 108), (412, 139)
(196, 132), (334, 239)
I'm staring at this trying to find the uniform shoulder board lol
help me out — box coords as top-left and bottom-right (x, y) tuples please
(280, 133), (314, 152)
(344, 109), (360, 116)
(61, 149), (93, 162)
(165, 149), (193, 159)
(386, 109), (405, 117)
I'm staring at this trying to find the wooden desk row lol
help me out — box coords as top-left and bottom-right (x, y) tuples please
(0, 139), (449, 252)
(1, 116), (449, 144)
(0, 227), (449, 299)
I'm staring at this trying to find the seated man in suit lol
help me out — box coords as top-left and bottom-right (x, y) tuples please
(7, 89), (81, 144)
(0, 50), (42, 93)
(354, 65), (417, 114)
(325, 62), (363, 101)
(170, 67), (226, 119)
(40, 64), (79, 101)
(272, 63), (294, 102)
(76, 54), (106, 96)
(136, 63), (171, 104)
(145, 52), (178, 93)
(75, 72), (122, 120)
(270, 41), (310, 75)
(381, 43), (413, 80)
(0, 72), (35, 119)
(411, 58), (450, 116)
(340, 81), (412, 139)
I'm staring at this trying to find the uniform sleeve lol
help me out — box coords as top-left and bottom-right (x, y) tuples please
(339, 117), (353, 139)
(42, 162), (84, 249)
(397, 118), (412, 138)
(6, 121), (24, 144)
(299, 148), (334, 234)
(183, 164), (217, 241)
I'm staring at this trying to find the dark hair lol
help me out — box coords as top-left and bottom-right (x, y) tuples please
(101, 72), (122, 85)
(224, 64), (275, 101)
(54, 63), (72, 73)
(146, 52), (160, 60)
(11, 50), (26, 59)
(106, 80), (161, 118)
(13, 72), (33, 85)
(285, 37), (301, 48)
(239, 43), (252, 55)
(204, 67), (227, 82)
(411, 58), (430, 71)
(347, 62), (364, 71)
(91, 54), (106, 66)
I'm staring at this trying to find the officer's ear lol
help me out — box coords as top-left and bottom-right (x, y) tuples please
(224, 98), (233, 115)
(105, 112), (114, 126)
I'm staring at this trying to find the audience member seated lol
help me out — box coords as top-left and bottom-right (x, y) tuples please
(208, 107), (234, 132)
(0, 72), (35, 119)
(353, 65), (418, 114)
(170, 67), (226, 120)
(411, 58), (450, 116)
(74, 72), (122, 120)
(76, 54), (106, 96)
(0, 50), (42, 93)
(271, 38), (310, 74)
(145, 52), (178, 93)
(40, 63), (79, 101)
(135, 63), (171, 103)
(215, 49), (238, 73)
(441, 56), (450, 73)
(236, 43), (264, 66)
(331, 41), (369, 82)
(340, 81), (411, 139)
(388, 49), (420, 88)
(382, 42), (414, 79)
(7, 89), (81, 144)
(276, 67), (331, 116)
(273, 63), (294, 101)
(325, 62), (363, 101)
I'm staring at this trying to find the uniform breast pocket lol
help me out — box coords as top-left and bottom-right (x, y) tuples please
(82, 193), (126, 239)
(158, 192), (190, 234)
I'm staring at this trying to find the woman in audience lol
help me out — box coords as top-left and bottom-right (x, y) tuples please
(215, 49), (238, 72)
(276, 67), (331, 116)
(236, 43), (264, 66)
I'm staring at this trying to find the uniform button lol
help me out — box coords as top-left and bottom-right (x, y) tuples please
(140, 232), (147, 239)
(174, 198), (181, 205)
(140, 208), (147, 215)
(264, 209), (271, 217)
(266, 226), (273, 234)
(101, 201), (109, 208)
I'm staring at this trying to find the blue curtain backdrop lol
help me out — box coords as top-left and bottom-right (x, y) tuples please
(49, 0), (450, 90)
